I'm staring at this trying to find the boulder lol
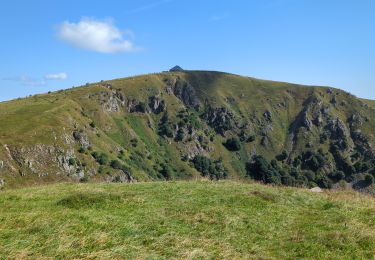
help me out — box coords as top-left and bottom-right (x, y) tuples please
(310, 187), (323, 193)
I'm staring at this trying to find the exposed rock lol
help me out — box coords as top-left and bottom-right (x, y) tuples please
(310, 187), (323, 193)
(261, 136), (269, 147)
(0, 160), (3, 169)
(108, 170), (134, 183)
(263, 111), (272, 121)
(102, 89), (125, 112)
(203, 106), (235, 135)
(302, 111), (312, 130)
(0, 179), (5, 189)
(166, 77), (201, 109)
(148, 96), (166, 114)
(73, 131), (90, 149)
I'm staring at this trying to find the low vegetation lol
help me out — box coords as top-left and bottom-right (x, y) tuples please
(1, 181), (375, 258)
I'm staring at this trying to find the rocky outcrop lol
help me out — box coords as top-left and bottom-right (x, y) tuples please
(202, 106), (235, 135)
(165, 77), (201, 109)
(100, 89), (126, 112)
(73, 131), (90, 149)
(148, 96), (166, 114)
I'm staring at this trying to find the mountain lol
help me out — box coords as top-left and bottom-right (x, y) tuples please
(0, 70), (375, 190)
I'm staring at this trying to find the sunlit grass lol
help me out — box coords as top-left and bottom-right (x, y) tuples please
(1, 181), (374, 259)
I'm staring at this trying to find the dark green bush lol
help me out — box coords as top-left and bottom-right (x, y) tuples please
(110, 160), (122, 170)
(91, 152), (109, 165)
(68, 158), (76, 166)
(365, 173), (375, 185)
(192, 155), (228, 180)
(223, 137), (241, 151)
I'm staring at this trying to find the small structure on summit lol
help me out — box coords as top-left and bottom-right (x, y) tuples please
(169, 65), (184, 72)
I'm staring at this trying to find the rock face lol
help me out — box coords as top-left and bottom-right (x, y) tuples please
(148, 96), (166, 114)
(166, 77), (201, 109)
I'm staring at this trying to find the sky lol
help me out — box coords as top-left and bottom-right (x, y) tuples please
(1, 0), (375, 101)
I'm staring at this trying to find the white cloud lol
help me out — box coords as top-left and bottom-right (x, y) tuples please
(45, 72), (68, 80)
(57, 17), (138, 53)
(3, 72), (68, 86)
(3, 76), (46, 86)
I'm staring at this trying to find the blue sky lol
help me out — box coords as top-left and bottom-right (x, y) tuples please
(1, 0), (374, 101)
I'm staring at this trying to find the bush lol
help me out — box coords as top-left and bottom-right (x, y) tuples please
(246, 155), (281, 185)
(223, 137), (241, 151)
(159, 163), (172, 180)
(68, 158), (76, 166)
(80, 175), (89, 183)
(89, 121), (96, 128)
(158, 111), (174, 138)
(91, 152), (109, 165)
(316, 175), (333, 189)
(78, 147), (86, 153)
(365, 174), (375, 185)
(247, 135), (256, 142)
(192, 155), (228, 180)
(136, 102), (147, 113)
(110, 160), (122, 170)
(328, 171), (345, 182)
(175, 128), (185, 142)
(276, 150), (288, 161)
(130, 138), (138, 147)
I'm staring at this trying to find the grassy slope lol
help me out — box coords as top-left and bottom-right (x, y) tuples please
(1, 181), (374, 259)
(1, 71), (375, 189)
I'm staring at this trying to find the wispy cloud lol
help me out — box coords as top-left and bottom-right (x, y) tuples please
(45, 72), (68, 80)
(3, 76), (46, 86)
(57, 17), (139, 53)
(127, 0), (174, 14)
(3, 72), (68, 86)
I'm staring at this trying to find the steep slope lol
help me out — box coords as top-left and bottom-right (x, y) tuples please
(0, 70), (374, 190)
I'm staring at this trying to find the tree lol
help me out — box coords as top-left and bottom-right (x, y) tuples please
(246, 155), (281, 185)
(160, 163), (172, 180)
(223, 137), (241, 151)
(158, 111), (174, 138)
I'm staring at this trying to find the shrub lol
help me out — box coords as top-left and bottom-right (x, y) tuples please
(136, 102), (147, 113)
(89, 121), (96, 128)
(246, 155), (281, 185)
(91, 152), (109, 165)
(365, 174), (375, 186)
(110, 160), (122, 170)
(247, 135), (256, 142)
(175, 128), (185, 142)
(130, 138), (138, 147)
(78, 147), (86, 153)
(328, 171), (345, 182)
(276, 150), (288, 161)
(192, 155), (228, 180)
(160, 163), (172, 180)
(68, 158), (76, 166)
(223, 137), (241, 151)
(316, 175), (333, 189)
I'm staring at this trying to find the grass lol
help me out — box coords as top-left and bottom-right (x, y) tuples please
(1, 181), (375, 259)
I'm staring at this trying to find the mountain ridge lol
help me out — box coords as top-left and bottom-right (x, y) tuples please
(0, 70), (374, 191)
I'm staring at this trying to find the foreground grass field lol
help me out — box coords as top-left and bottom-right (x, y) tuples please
(1, 181), (375, 259)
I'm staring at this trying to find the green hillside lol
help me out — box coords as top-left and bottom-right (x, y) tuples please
(1, 181), (375, 259)
(0, 70), (375, 190)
